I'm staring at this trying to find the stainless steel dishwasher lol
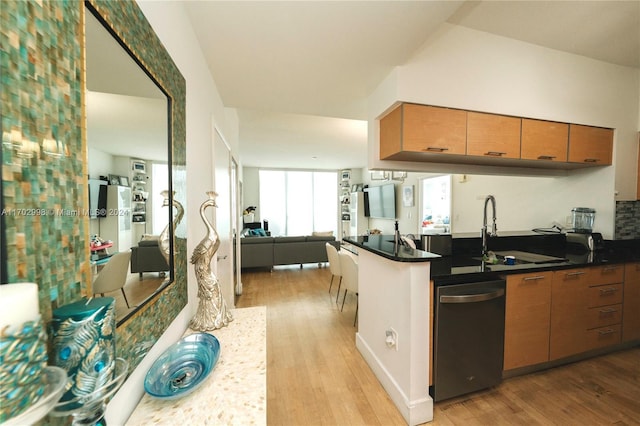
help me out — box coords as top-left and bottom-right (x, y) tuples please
(431, 277), (506, 401)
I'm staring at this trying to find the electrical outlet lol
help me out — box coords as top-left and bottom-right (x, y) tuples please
(385, 328), (398, 351)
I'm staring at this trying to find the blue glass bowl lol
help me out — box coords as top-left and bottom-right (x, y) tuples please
(144, 333), (220, 399)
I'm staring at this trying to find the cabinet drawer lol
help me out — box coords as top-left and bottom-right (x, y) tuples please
(587, 284), (623, 308)
(585, 324), (621, 350)
(585, 304), (622, 329)
(590, 264), (624, 285)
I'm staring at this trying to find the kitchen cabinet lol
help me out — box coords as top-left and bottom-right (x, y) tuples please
(521, 119), (568, 162)
(623, 262), (640, 342)
(568, 124), (613, 165)
(550, 265), (624, 360)
(549, 267), (590, 360)
(379, 104), (466, 160)
(637, 136), (640, 200)
(378, 102), (613, 170)
(503, 272), (552, 370)
(467, 112), (521, 159)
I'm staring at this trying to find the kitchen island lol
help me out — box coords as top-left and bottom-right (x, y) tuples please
(344, 235), (439, 426)
(346, 233), (639, 422)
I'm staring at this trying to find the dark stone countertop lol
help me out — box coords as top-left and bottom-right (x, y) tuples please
(343, 233), (640, 283)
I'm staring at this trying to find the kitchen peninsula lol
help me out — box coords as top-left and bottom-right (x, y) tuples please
(343, 235), (439, 426)
(346, 233), (640, 425)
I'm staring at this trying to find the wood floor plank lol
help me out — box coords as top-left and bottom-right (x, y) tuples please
(237, 264), (640, 425)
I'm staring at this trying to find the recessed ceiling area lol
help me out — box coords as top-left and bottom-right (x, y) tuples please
(181, 1), (639, 170)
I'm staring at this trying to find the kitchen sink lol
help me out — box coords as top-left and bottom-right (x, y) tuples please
(493, 250), (568, 264)
(474, 250), (568, 265)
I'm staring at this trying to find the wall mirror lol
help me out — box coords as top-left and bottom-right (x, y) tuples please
(83, 0), (187, 371)
(85, 7), (173, 325)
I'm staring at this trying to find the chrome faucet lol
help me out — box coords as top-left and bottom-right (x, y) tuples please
(482, 195), (497, 257)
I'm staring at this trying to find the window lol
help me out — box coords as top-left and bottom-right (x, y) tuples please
(259, 170), (338, 236)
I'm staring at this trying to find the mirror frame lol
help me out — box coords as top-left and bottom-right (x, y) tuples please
(84, 0), (187, 370)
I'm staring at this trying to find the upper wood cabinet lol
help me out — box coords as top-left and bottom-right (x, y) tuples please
(467, 112), (521, 159)
(637, 134), (639, 200)
(521, 119), (569, 162)
(568, 124), (613, 165)
(378, 102), (613, 170)
(380, 104), (466, 160)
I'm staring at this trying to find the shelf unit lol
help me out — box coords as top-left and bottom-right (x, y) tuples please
(131, 160), (148, 226)
(340, 170), (351, 238)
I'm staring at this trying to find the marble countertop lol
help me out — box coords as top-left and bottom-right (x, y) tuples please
(126, 306), (266, 425)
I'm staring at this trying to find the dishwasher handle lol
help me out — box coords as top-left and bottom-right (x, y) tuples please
(440, 288), (505, 304)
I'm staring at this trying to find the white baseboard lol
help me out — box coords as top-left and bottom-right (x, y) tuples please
(356, 333), (433, 425)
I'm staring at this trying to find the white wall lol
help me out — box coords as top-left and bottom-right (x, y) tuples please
(105, 2), (239, 423)
(368, 23), (640, 238)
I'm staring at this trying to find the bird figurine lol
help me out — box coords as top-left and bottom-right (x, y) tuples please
(158, 190), (184, 265)
(189, 191), (233, 331)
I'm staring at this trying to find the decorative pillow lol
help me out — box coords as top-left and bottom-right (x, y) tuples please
(141, 234), (160, 242)
(312, 231), (334, 237)
(249, 228), (267, 237)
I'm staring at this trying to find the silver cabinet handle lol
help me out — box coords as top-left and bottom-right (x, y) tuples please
(599, 308), (618, 314)
(598, 329), (615, 336)
(217, 255), (228, 261)
(485, 151), (506, 157)
(424, 147), (449, 152)
(537, 155), (556, 160)
(523, 275), (546, 281)
(565, 271), (585, 277)
(599, 287), (618, 295)
(440, 288), (504, 304)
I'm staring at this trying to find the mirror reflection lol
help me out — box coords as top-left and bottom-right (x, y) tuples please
(85, 9), (172, 324)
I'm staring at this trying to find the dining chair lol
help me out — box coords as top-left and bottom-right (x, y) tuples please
(325, 243), (342, 300)
(338, 251), (359, 326)
(92, 251), (132, 308)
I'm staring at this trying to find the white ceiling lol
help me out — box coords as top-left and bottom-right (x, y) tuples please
(182, 0), (640, 171)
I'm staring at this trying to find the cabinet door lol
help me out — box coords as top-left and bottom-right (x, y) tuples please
(568, 124), (613, 165)
(467, 112), (521, 159)
(623, 262), (640, 342)
(504, 272), (552, 370)
(402, 104), (467, 155)
(379, 104), (403, 160)
(521, 119), (568, 162)
(550, 268), (591, 360)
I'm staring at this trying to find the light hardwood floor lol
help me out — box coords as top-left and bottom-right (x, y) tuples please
(237, 264), (640, 426)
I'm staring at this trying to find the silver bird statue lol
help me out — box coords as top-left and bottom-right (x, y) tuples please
(189, 191), (233, 331)
(159, 190), (185, 265)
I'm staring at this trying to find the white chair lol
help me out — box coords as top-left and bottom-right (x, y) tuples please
(92, 251), (132, 308)
(325, 243), (342, 299)
(338, 252), (358, 326)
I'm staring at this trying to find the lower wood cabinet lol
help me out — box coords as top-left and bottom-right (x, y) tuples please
(504, 272), (552, 370)
(550, 268), (591, 360)
(623, 262), (640, 342)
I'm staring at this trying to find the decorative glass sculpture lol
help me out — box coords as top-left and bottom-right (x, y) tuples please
(144, 333), (220, 399)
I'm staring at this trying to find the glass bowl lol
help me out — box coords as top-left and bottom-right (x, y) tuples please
(144, 333), (220, 399)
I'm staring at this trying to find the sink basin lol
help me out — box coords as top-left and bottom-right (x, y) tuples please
(493, 250), (568, 264)
(474, 250), (568, 266)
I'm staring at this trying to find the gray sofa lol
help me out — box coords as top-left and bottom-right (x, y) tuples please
(240, 235), (339, 269)
(130, 238), (170, 278)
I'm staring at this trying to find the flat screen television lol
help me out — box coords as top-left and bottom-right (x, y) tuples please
(365, 183), (396, 219)
(88, 179), (108, 218)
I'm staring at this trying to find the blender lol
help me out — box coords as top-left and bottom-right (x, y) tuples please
(566, 207), (603, 252)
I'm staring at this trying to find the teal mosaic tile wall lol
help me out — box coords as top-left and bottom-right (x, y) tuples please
(1, 0), (86, 320)
(2, 0), (187, 374)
